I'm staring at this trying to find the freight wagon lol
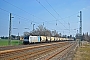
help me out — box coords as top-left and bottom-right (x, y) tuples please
(23, 35), (74, 44)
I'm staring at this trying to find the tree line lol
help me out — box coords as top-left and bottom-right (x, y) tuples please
(24, 25), (60, 37)
(23, 25), (74, 38)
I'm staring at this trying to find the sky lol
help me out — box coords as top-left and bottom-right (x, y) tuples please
(0, 0), (90, 37)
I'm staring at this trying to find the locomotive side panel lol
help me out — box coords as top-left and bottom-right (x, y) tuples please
(29, 36), (40, 43)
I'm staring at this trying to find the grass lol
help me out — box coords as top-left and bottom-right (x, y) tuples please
(0, 39), (23, 46)
(73, 42), (90, 60)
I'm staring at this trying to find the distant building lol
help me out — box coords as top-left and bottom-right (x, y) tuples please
(20, 36), (24, 40)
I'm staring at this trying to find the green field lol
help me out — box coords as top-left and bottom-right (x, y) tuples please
(0, 39), (23, 46)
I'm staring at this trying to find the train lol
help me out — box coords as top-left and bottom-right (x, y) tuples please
(23, 35), (74, 44)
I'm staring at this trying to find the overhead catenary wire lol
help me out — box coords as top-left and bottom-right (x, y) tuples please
(45, 0), (81, 34)
(2, 0), (79, 26)
(45, 0), (68, 24)
(1, 0), (80, 32)
(0, 7), (59, 28)
(36, 0), (68, 29)
(2, 0), (68, 29)
(45, 0), (69, 29)
(45, 0), (79, 25)
(0, 8), (46, 35)
(2, 0), (51, 24)
(36, 0), (57, 19)
(0, 7), (41, 25)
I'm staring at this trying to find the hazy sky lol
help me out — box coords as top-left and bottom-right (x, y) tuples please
(0, 0), (90, 36)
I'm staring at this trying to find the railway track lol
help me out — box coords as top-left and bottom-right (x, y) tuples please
(0, 41), (77, 60)
(45, 42), (77, 60)
(32, 42), (76, 60)
(0, 42), (64, 51)
(0, 42), (56, 51)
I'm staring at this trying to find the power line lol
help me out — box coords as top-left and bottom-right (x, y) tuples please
(0, 8), (58, 26)
(45, 0), (79, 28)
(2, 0), (78, 26)
(0, 7), (42, 25)
(0, 8), (29, 22)
(45, 0), (59, 16)
(45, 0), (80, 26)
(0, 7), (10, 13)
(58, 20), (68, 29)
(1, 0), (79, 31)
(0, 8), (60, 30)
(0, 8), (76, 36)
(36, 0), (57, 19)
(36, 0), (78, 31)
(36, 0), (68, 29)
(61, 12), (79, 20)
(2, 0), (49, 24)
(45, 0), (68, 24)
(2, 0), (58, 26)
(45, 0), (68, 28)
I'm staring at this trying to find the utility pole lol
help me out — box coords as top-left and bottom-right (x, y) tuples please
(18, 21), (21, 45)
(8, 13), (12, 45)
(8, 13), (14, 45)
(78, 11), (82, 46)
(80, 11), (82, 37)
(68, 22), (70, 36)
(33, 24), (35, 31)
(18, 32), (20, 45)
(80, 11), (82, 46)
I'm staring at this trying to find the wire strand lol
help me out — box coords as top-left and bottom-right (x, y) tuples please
(36, 0), (68, 29)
